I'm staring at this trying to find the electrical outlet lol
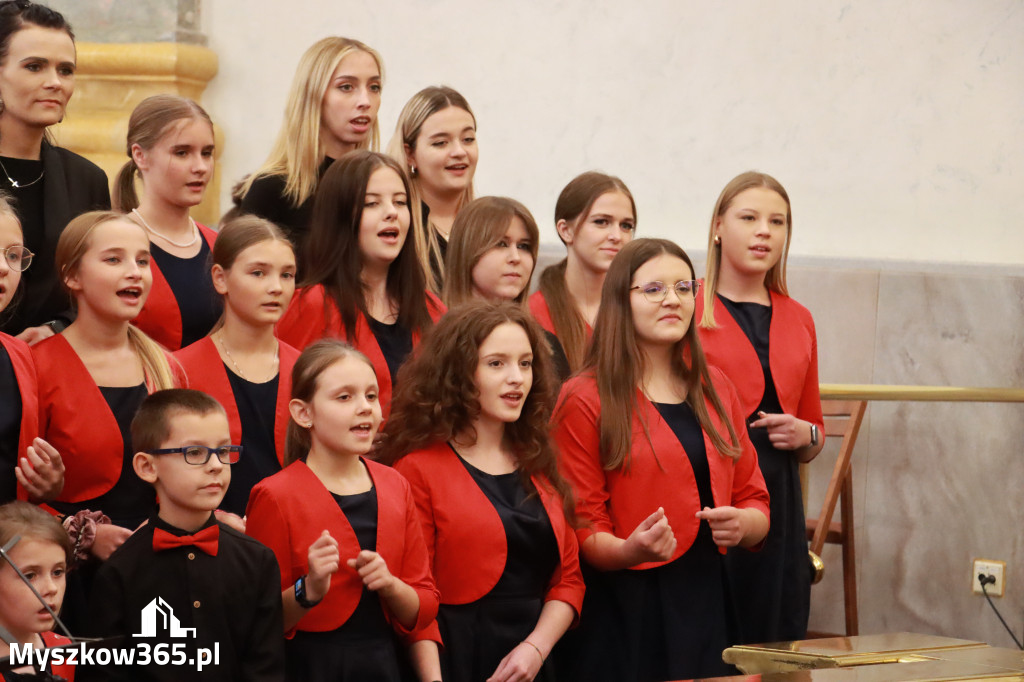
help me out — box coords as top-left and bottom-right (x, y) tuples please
(972, 559), (1006, 597)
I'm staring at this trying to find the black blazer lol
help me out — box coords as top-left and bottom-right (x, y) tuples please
(0, 141), (110, 334)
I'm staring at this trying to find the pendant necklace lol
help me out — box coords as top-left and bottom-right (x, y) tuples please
(218, 332), (279, 383)
(0, 157), (44, 188)
(132, 208), (199, 248)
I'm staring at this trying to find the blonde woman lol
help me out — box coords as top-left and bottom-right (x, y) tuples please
(238, 37), (384, 264)
(387, 86), (477, 293)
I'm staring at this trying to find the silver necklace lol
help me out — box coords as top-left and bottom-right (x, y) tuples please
(132, 208), (199, 248)
(217, 333), (279, 383)
(0, 157), (44, 188)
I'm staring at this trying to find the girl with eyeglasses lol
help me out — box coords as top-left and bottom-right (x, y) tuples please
(246, 340), (439, 682)
(175, 215), (298, 517)
(552, 238), (769, 680)
(0, 0), (111, 342)
(0, 192), (63, 505)
(696, 171), (824, 643)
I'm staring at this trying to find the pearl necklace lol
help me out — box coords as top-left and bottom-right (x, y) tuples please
(217, 332), (279, 383)
(0, 157), (44, 188)
(131, 208), (199, 248)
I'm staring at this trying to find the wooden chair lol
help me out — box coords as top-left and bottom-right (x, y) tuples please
(805, 399), (867, 637)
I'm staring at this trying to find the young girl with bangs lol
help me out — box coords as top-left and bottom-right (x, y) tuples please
(0, 501), (75, 681)
(174, 215), (298, 517)
(530, 171), (636, 374)
(115, 94), (221, 350)
(246, 340), (438, 682)
(387, 86), (478, 294)
(552, 238), (769, 680)
(0, 193), (63, 506)
(0, 1), (111, 341)
(697, 171), (824, 643)
(276, 151), (444, 416)
(239, 37), (384, 264)
(379, 301), (584, 682)
(443, 196), (570, 381)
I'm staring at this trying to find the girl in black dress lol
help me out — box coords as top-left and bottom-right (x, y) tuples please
(0, 1), (110, 341)
(697, 171), (825, 643)
(238, 37), (384, 262)
(553, 238), (769, 681)
(379, 301), (584, 682)
(115, 94), (221, 350)
(387, 86), (478, 294)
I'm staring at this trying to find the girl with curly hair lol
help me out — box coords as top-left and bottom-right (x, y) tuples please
(377, 301), (583, 682)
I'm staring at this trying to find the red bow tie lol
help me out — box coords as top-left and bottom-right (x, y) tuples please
(152, 525), (219, 556)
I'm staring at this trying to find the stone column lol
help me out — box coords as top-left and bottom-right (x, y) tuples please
(46, 1), (222, 225)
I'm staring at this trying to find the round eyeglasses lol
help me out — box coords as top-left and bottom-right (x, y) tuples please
(630, 280), (700, 303)
(146, 445), (242, 466)
(2, 246), (34, 272)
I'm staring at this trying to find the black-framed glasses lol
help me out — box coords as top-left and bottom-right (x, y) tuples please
(2, 246), (33, 272)
(147, 445), (242, 465)
(630, 280), (700, 303)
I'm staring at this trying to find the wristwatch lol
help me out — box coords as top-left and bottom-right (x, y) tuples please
(809, 423), (820, 447)
(294, 575), (322, 609)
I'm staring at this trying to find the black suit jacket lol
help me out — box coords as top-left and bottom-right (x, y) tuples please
(0, 141), (110, 334)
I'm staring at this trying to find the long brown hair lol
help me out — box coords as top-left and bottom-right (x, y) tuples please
(302, 150), (434, 340)
(56, 211), (177, 391)
(386, 85), (476, 294)
(701, 171), (792, 328)
(377, 301), (576, 522)
(285, 339), (376, 466)
(578, 238), (740, 470)
(114, 94), (214, 212)
(442, 196), (538, 308)
(538, 171), (636, 372)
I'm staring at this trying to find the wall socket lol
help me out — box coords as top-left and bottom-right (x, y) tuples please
(972, 559), (1006, 597)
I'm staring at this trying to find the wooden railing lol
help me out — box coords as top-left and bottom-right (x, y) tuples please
(820, 385), (1024, 403)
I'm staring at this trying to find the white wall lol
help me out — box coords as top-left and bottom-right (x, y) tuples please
(204, 0), (1024, 267)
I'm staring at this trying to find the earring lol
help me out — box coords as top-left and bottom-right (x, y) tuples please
(303, 422), (312, 429)
(0, 97), (5, 116)
(713, 235), (721, 245)
(409, 166), (417, 177)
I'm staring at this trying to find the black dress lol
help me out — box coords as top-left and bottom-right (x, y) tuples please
(150, 240), (222, 348)
(220, 369), (281, 516)
(439, 452), (560, 682)
(0, 343), (21, 503)
(285, 485), (405, 682)
(719, 296), (811, 643)
(366, 316), (413, 388)
(558, 402), (739, 682)
(239, 158), (333, 269)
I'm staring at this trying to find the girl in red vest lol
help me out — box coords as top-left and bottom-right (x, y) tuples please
(114, 94), (220, 350)
(529, 171), (636, 374)
(553, 238), (769, 680)
(379, 302), (584, 682)
(175, 215), (298, 517)
(246, 340), (438, 681)
(697, 171), (824, 643)
(276, 151), (444, 416)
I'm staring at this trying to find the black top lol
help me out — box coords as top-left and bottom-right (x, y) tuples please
(150, 240), (221, 348)
(422, 202), (449, 289)
(456, 451), (559, 598)
(0, 343), (20, 503)
(653, 401), (715, 510)
(0, 143), (111, 335)
(83, 513), (285, 682)
(221, 368), (281, 516)
(239, 157), (334, 267)
(366, 317), (412, 387)
(718, 295), (783, 416)
(543, 330), (571, 383)
(50, 384), (154, 529)
(329, 486), (390, 637)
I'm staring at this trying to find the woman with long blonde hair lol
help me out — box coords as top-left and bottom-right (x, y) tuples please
(239, 37), (384, 264)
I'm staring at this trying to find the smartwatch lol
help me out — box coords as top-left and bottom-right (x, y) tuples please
(294, 575), (322, 609)
(809, 423), (820, 447)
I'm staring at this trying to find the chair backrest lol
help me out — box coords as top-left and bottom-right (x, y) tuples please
(808, 399), (867, 556)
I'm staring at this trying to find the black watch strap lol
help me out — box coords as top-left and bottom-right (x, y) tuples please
(294, 575), (322, 609)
